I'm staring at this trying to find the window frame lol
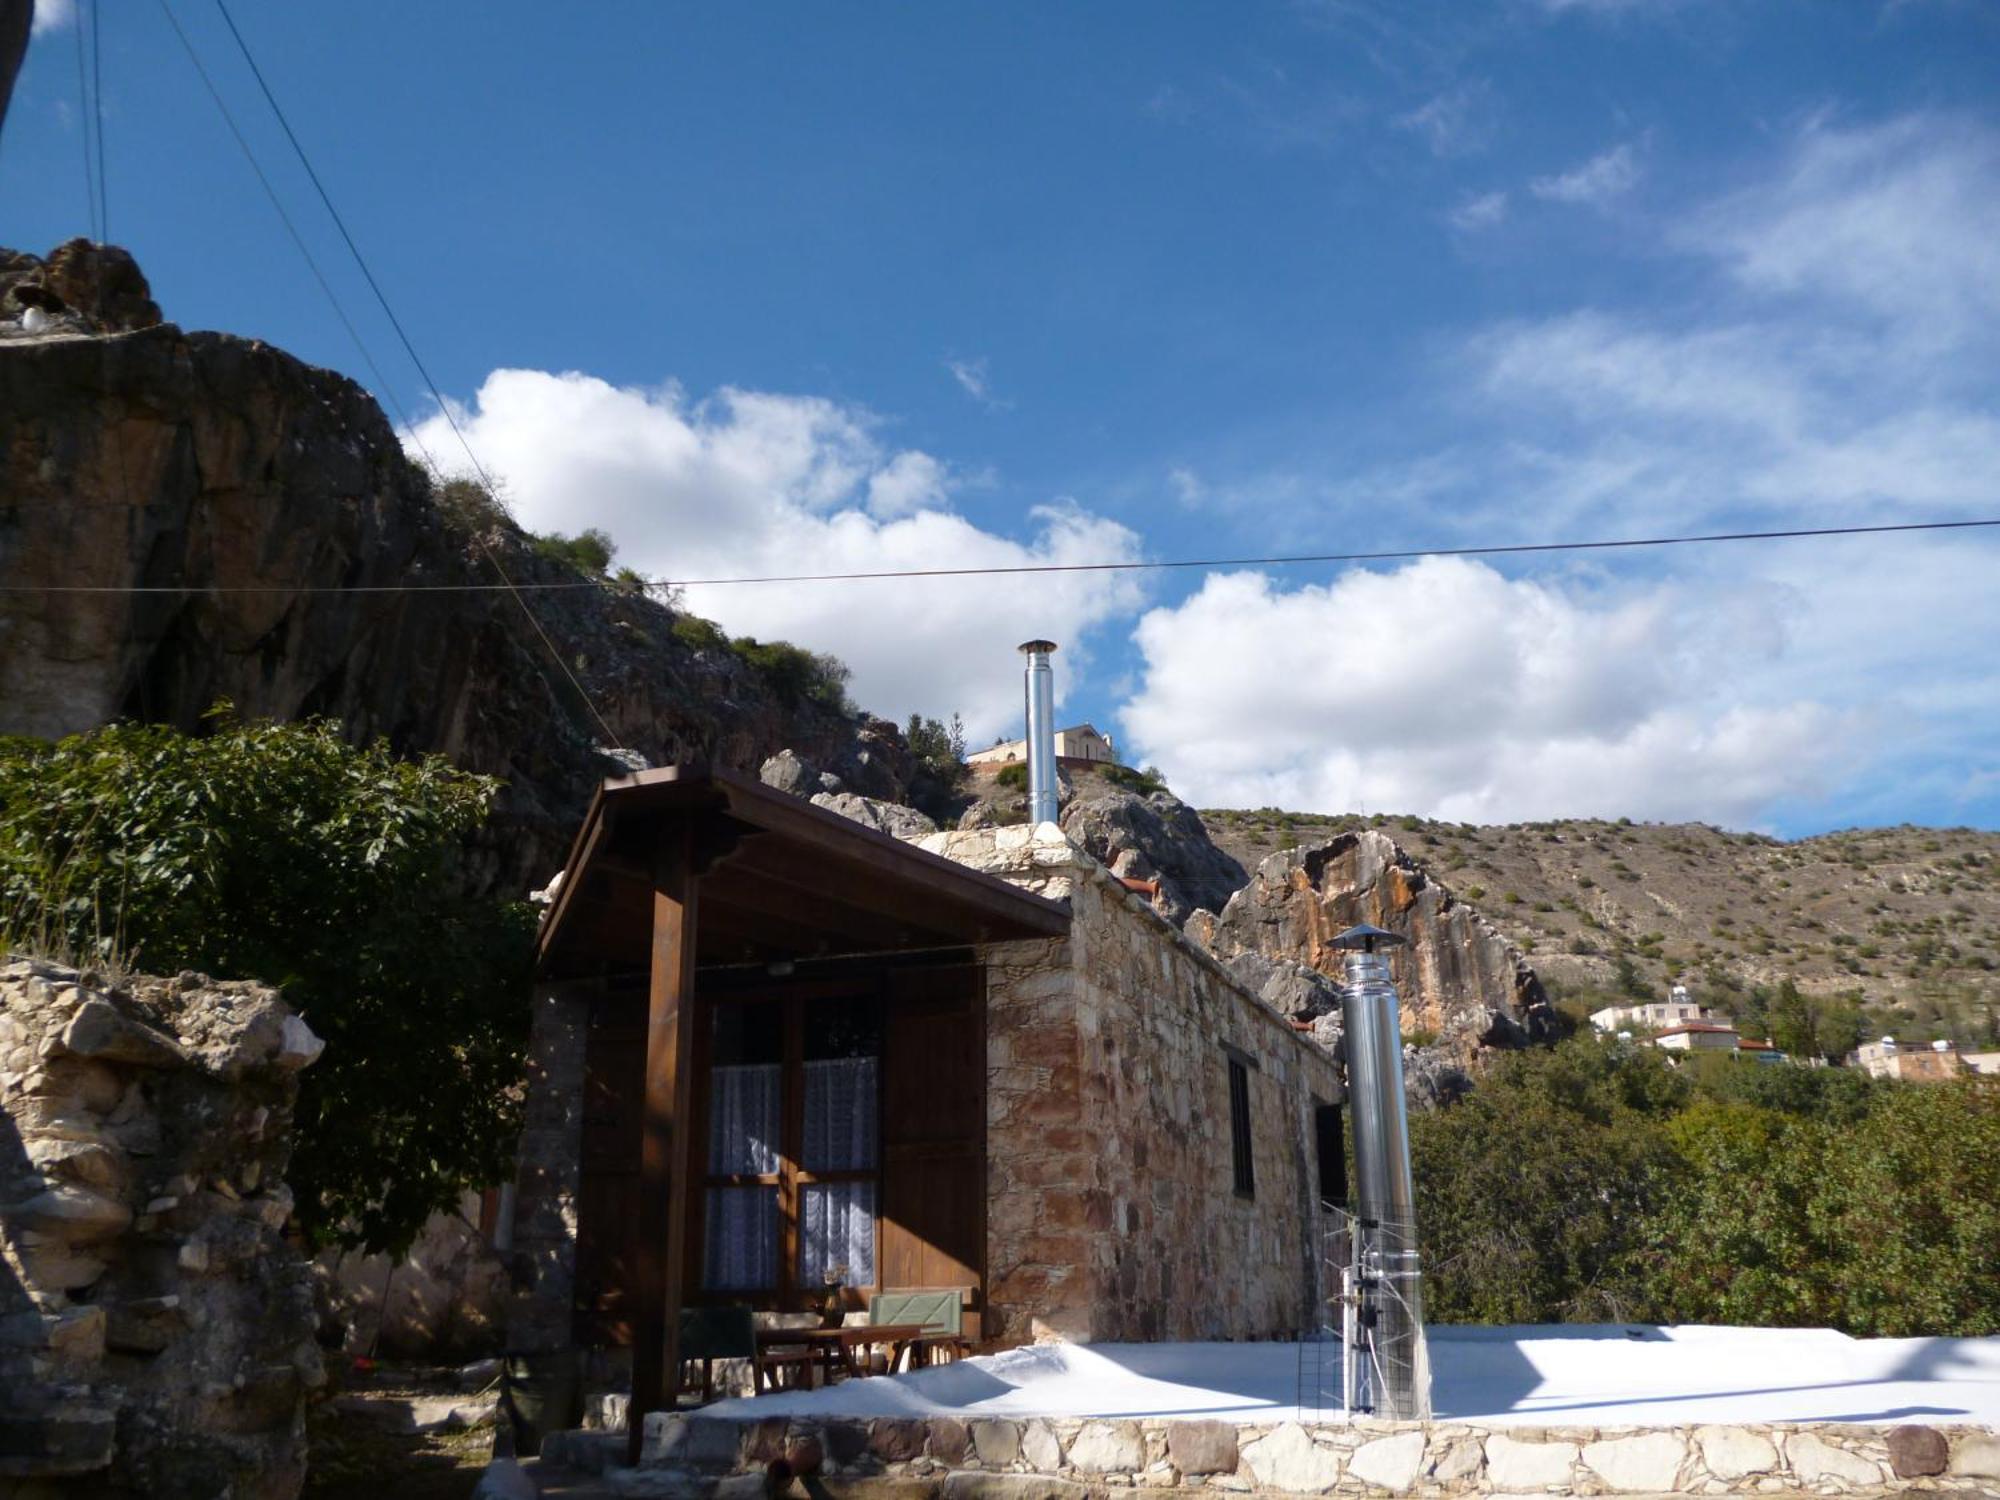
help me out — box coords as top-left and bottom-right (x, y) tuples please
(694, 987), (885, 1310)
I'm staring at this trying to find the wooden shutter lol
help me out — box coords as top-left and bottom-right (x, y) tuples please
(879, 964), (986, 1314)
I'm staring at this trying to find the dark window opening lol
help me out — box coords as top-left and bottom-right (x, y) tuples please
(1314, 1102), (1346, 1210)
(1227, 1056), (1255, 1198)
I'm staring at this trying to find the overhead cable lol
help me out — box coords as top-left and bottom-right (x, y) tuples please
(207, 0), (620, 748)
(152, 0), (421, 442)
(4, 515), (1994, 595)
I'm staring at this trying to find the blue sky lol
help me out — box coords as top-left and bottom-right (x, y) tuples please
(6, 0), (1997, 834)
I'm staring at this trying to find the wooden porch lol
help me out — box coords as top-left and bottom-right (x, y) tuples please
(535, 767), (1070, 1459)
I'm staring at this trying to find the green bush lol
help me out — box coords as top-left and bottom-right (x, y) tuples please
(0, 711), (534, 1254)
(994, 762), (1029, 791)
(731, 635), (853, 713)
(1099, 763), (1168, 797)
(532, 527), (616, 576)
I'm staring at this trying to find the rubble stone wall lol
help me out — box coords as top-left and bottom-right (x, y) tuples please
(0, 956), (324, 1498)
(551, 1410), (2000, 1498)
(504, 981), (590, 1357)
(931, 825), (1346, 1347)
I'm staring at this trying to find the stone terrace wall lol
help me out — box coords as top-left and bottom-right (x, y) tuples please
(0, 956), (325, 1498)
(928, 825), (1346, 1347)
(549, 1410), (2000, 1498)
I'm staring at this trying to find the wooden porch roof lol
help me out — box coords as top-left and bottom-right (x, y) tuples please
(536, 765), (1070, 977)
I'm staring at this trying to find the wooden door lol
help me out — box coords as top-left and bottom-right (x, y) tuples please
(879, 965), (986, 1321)
(574, 987), (647, 1346)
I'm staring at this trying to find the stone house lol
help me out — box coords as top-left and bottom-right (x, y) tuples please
(966, 723), (1120, 769)
(1854, 1038), (1966, 1082)
(508, 766), (1344, 1438)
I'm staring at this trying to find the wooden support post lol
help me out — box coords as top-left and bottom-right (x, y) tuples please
(628, 829), (699, 1466)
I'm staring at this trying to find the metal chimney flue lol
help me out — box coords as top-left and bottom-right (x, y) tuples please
(1018, 639), (1059, 827)
(1332, 922), (1431, 1421)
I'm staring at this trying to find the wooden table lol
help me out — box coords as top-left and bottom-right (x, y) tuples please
(755, 1324), (932, 1387)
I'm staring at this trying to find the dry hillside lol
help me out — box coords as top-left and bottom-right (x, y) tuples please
(1202, 808), (2000, 1049)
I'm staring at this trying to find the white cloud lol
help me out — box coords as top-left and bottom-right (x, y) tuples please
(945, 356), (1009, 410)
(1121, 560), (1848, 825)
(1449, 189), (1509, 231)
(1530, 142), (1641, 205)
(31, 0), (75, 36)
(1396, 85), (1493, 158)
(1168, 467), (1206, 507)
(405, 370), (1142, 742)
(1690, 114), (2000, 349)
(1119, 110), (2000, 830)
(865, 450), (952, 519)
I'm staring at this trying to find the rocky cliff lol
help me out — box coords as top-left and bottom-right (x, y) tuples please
(1189, 830), (1561, 1084)
(0, 242), (916, 892)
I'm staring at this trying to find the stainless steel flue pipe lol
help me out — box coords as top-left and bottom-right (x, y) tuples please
(1019, 639), (1059, 826)
(1335, 923), (1431, 1420)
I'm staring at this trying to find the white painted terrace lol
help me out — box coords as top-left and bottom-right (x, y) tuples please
(706, 1325), (2000, 1428)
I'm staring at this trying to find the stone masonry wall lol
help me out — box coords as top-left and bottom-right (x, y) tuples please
(550, 1410), (2000, 1498)
(929, 825), (1346, 1348)
(504, 981), (590, 1357)
(0, 956), (325, 1498)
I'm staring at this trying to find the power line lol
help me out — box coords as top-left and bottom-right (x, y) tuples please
(89, 0), (106, 243)
(71, 2), (96, 242)
(650, 516), (2000, 588)
(207, 0), (618, 748)
(151, 0), (421, 442)
(4, 515), (1994, 595)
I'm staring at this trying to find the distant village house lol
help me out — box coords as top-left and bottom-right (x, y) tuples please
(966, 723), (1120, 769)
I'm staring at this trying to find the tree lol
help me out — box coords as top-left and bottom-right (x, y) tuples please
(1767, 979), (1865, 1063)
(0, 710), (534, 1253)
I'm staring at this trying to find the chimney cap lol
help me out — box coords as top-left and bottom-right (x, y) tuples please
(1332, 923), (1407, 953)
(1017, 639), (1059, 656)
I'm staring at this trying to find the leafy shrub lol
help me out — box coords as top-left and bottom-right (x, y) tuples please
(670, 613), (730, 653)
(994, 762), (1029, 791)
(0, 711), (533, 1254)
(731, 635), (853, 713)
(1100, 763), (1168, 797)
(426, 469), (514, 534)
(531, 527), (616, 576)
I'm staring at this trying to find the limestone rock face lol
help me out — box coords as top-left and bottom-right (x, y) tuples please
(1058, 785), (1248, 928)
(0, 955), (322, 1498)
(809, 792), (939, 842)
(1192, 829), (1560, 1073)
(0, 243), (915, 895)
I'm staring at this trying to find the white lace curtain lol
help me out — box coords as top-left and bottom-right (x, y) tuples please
(704, 1063), (782, 1290)
(702, 1056), (878, 1290)
(703, 1187), (777, 1290)
(803, 1056), (878, 1171)
(709, 1062), (781, 1174)
(800, 1182), (876, 1287)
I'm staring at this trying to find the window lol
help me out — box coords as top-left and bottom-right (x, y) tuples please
(1227, 1054), (1255, 1199)
(700, 992), (882, 1304)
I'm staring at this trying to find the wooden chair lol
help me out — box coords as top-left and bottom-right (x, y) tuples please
(679, 1306), (810, 1401)
(869, 1288), (974, 1370)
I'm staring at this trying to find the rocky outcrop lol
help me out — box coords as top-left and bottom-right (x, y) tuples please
(0, 956), (323, 1498)
(1057, 785), (1248, 928)
(0, 239), (162, 335)
(809, 792), (939, 842)
(1189, 831), (1560, 1072)
(0, 241), (916, 894)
